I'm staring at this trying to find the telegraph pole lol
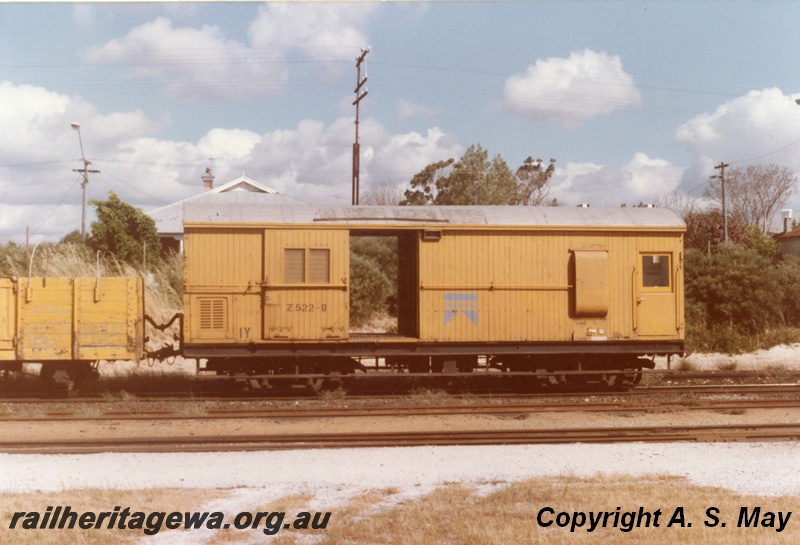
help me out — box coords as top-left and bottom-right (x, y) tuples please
(352, 47), (369, 205)
(710, 161), (730, 243)
(71, 123), (100, 238)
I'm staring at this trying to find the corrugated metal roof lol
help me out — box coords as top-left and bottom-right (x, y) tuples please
(183, 204), (685, 229)
(149, 192), (306, 235)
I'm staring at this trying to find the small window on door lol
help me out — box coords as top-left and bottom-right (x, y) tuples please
(284, 248), (330, 284)
(308, 249), (330, 283)
(284, 249), (306, 283)
(642, 254), (671, 289)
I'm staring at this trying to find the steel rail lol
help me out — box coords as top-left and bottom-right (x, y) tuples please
(3, 423), (800, 454)
(1, 382), (799, 404)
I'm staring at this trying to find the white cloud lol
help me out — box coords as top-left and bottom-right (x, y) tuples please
(551, 152), (683, 207)
(503, 49), (642, 127)
(0, 82), (71, 157)
(674, 88), (800, 210)
(88, 17), (278, 100)
(249, 4), (374, 63)
(197, 129), (261, 160)
(87, 5), (376, 101)
(229, 118), (460, 203)
(0, 77), (462, 241)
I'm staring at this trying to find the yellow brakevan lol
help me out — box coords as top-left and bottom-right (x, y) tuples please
(181, 205), (685, 386)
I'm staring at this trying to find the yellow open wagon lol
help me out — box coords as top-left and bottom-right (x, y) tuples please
(0, 276), (144, 392)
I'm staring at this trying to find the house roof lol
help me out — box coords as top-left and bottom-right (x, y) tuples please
(211, 175), (278, 194)
(147, 176), (305, 236)
(774, 226), (800, 241)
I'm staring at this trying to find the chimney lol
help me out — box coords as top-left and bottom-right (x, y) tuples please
(201, 166), (215, 192)
(782, 209), (793, 234)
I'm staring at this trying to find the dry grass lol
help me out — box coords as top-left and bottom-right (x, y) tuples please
(0, 488), (226, 545)
(207, 493), (315, 545)
(317, 475), (800, 545)
(764, 364), (792, 383)
(407, 388), (453, 406)
(716, 360), (739, 371)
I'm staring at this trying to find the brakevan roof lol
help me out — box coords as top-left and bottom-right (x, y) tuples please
(183, 204), (685, 230)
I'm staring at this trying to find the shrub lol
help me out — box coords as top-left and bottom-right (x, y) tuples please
(775, 254), (800, 325)
(349, 253), (391, 327)
(88, 191), (162, 270)
(350, 237), (398, 324)
(684, 246), (782, 335)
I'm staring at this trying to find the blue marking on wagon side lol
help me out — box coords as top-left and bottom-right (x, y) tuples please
(444, 293), (478, 326)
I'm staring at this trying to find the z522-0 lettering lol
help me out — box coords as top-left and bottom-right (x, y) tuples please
(286, 303), (327, 312)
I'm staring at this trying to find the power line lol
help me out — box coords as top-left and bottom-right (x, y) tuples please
(92, 162), (172, 205)
(32, 175), (81, 238)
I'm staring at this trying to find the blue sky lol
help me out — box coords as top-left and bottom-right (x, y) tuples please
(2, 1), (800, 242)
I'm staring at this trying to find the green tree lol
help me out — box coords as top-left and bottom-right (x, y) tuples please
(683, 209), (747, 253)
(60, 229), (86, 245)
(516, 157), (557, 205)
(401, 144), (555, 206)
(88, 191), (162, 270)
(743, 224), (780, 259)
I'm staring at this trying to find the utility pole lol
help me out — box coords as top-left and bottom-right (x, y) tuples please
(710, 161), (730, 243)
(352, 47), (369, 205)
(71, 123), (99, 238)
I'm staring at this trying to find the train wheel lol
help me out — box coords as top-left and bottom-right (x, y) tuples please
(40, 362), (98, 398)
(40, 364), (72, 398)
(603, 368), (642, 391)
(309, 371), (347, 394)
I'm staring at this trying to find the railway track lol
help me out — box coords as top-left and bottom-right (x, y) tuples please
(1, 381), (799, 405)
(2, 392), (800, 421)
(4, 423), (800, 454)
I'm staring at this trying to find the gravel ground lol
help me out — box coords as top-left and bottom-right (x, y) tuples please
(2, 442), (800, 496)
(2, 442), (800, 544)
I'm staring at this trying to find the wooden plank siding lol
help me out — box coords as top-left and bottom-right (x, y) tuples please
(182, 206), (684, 349)
(0, 277), (143, 362)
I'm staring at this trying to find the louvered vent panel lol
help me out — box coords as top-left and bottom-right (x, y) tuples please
(199, 298), (226, 330)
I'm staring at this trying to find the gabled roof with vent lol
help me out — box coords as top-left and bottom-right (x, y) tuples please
(148, 176), (305, 236)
